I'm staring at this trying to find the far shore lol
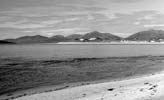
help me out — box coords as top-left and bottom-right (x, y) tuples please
(2, 41), (164, 45)
(57, 41), (164, 45)
(1, 56), (164, 100)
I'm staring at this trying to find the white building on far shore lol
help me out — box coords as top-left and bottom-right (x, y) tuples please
(80, 39), (84, 41)
(89, 38), (96, 41)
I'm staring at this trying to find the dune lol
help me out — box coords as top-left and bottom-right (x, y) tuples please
(12, 71), (164, 100)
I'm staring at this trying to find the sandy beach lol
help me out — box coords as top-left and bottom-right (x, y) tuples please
(1, 56), (164, 100)
(10, 71), (164, 100)
(1, 0), (164, 100)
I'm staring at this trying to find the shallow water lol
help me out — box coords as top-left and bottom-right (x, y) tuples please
(0, 44), (164, 59)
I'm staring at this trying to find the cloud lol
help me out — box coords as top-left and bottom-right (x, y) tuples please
(86, 10), (164, 34)
(41, 20), (62, 26)
(0, 22), (47, 29)
(40, 28), (89, 33)
(138, 15), (154, 21)
(110, 0), (145, 3)
(89, 13), (112, 21)
(1, 5), (107, 16)
(0, 27), (39, 39)
(0, 17), (81, 29)
(134, 22), (141, 25)
(39, 28), (90, 36)
(0, 16), (11, 22)
(1, 8), (164, 39)
(112, 32), (133, 38)
(144, 24), (164, 27)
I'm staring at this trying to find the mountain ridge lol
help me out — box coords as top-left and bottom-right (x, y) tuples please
(126, 29), (164, 41)
(3, 29), (164, 43)
(3, 31), (122, 43)
(82, 31), (122, 41)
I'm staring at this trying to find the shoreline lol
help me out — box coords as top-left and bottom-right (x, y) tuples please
(9, 70), (164, 100)
(1, 69), (164, 100)
(1, 56), (164, 100)
(57, 42), (164, 45)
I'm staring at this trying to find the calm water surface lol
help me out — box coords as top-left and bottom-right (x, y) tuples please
(0, 44), (164, 59)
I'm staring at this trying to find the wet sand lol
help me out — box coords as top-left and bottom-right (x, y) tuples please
(13, 71), (164, 100)
(1, 56), (164, 100)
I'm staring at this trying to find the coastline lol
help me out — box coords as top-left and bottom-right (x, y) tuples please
(10, 70), (164, 100)
(1, 56), (164, 100)
(57, 42), (164, 45)
(1, 69), (164, 100)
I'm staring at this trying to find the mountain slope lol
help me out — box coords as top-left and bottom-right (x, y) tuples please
(5, 35), (48, 43)
(46, 35), (67, 42)
(66, 34), (83, 40)
(65, 34), (83, 41)
(126, 29), (164, 41)
(3, 31), (122, 43)
(82, 31), (122, 41)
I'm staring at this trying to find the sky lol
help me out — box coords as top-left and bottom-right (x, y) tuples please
(0, 0), (164, 39)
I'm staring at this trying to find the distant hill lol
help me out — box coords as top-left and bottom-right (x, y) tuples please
(82, 31), (122, 41)
(3, 31), (122, 43)
(0, 40), (15, 44)
(46, 35), (67, 42)
(4, 30), (164, 43)
(5, 35), (48, 43)
(126, 29), (164, 41)
(65, 34), (83, 41)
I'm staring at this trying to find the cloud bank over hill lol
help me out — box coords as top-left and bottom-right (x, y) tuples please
(0, 0), (164, 39)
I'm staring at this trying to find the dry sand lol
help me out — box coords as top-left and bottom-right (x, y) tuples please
(12, 71), (164, 100)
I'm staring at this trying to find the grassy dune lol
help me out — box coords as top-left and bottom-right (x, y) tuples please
(1, 56), (164, 97)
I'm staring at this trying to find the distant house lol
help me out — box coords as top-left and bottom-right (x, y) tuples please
(150, 40), (155, 42)
(79, 38), (84, 41)
(89, 38), (96, 41)
(79, 38), (90, 42)
(159, 39), (164, 42)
